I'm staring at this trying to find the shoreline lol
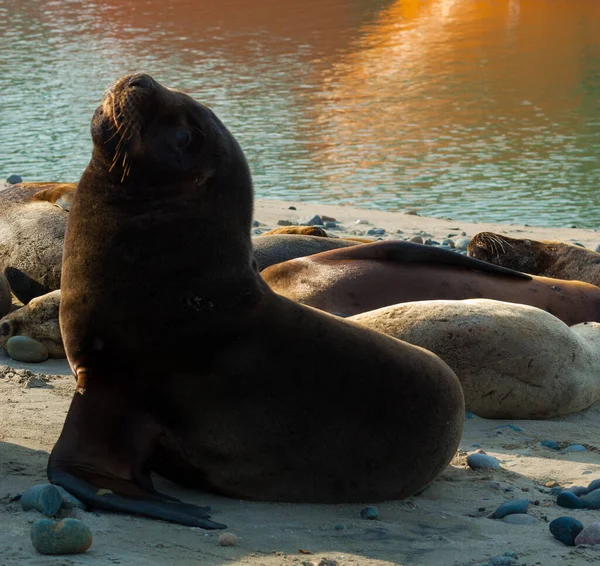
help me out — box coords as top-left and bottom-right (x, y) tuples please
(253, 198), (600, 249)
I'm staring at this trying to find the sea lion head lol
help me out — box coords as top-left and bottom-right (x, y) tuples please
(467, 232), (553, 274)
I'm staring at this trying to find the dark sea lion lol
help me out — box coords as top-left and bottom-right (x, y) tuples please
(0, 182), (76, 303)
(0, 290), (64, 358)
(252, 234), (360, 270)
(0, 273), (11, 319)
(261, 241), (600, 325)
(48, 73), (464, 529)
(468, 231), (600, 287)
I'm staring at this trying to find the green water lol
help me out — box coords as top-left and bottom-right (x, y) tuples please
(2, 0), (600, 227)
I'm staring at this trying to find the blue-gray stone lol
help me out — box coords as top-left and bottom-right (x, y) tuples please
(502, 513), (537, 525)
(55, 486), (87, 510)
(465, 411), (474, 420)
(31, 518), (92, 555)
(540, 439), (559, 450)
(496, 424), (524, 433)
(581, 489), (600, 510)
(334, 524), (345, 530)
(587, 479), (600, 492)
(454, 237), (471, 250)
(6, 174), (23, 184)
(595, 244), (600, 254)
(21, 484), (62, 517)
(549, 516), (584, 546)
(492, 498), (530, 518)
(563, 444), (586, 453)
(551, 486), (564, 495)
(324, 221), (337, 229)
(489, 557), (519, 566)
(467, 453), (500, 471)
(366, 228), (385, 236)
(360, 506), (378, 520)
(301, 215), (324, 226)
(277, 219), (293, 226)
(5, 336), (49, 363)
(565, 486), (589, 497)
(557, 491), (585, 509)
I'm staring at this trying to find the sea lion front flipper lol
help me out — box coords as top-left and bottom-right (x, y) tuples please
(4, 267), (50, 304)
(47, 469), (226, 529)
(320, 241), (532, 279)
(31, 183), (77, 211)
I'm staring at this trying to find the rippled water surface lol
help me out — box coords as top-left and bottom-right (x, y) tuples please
(3, 0), (600, 227)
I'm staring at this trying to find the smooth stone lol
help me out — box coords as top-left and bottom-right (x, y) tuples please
(549, 516), (584, 546)
(557, 491), (585, 509)
(324, 222), (337, 229)
(564, 444), (587, 453)
(360, 506), (378, 520)
(334, 524), (345, 530)
(442, 239), (455, 247)
(540, 439), (560, 450)
(566, 485), (590, 497)
(55, 486), (87, 510)
(276, 219), (293, 226)
(454, 237), (471, 250)
(595, 244), (600, 254)
(588, 479), (600, 492)
(21, 484), (63, 517)
(5, 336), (49, 363)
(492, 498), (530, 518)
(489, 557), (519, 566)
(355, 219), (369, 225)
(581, 489), (600, 510)
(467, 453), (500, 471)
(575, 522), (600, 546)
(409, 236), (423, 244)
(551, 486), (564, 495)
(301, 214), (324, 226)
(366, 228), (385, 236)
(502, 513), (537, 525)
(31, 518), (92, 555)
(6, 174), (23, 184)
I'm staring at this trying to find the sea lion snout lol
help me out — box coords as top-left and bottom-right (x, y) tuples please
(0, 320), (13, 337)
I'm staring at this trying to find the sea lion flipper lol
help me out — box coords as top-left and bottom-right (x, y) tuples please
(48, 469), (226, 529)
(4, 266), (50, 304)
(321, 241), (532, 279)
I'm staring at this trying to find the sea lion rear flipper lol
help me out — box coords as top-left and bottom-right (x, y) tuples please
(4, 267), (50, 304)
(47, 468), (226, 529)
(321, 241), (532, 279)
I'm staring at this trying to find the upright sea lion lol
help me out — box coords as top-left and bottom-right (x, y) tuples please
(0, 273), (11, 319)
(0, 290), (64, 358)
(468, 232), (600, 287)
(0, 182), (76, 303)
(351, 299), (600, 419)
(261, 241), (600, 325)
(48, 73), (464, 529)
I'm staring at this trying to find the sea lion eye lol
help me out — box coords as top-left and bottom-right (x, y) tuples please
(175, 129), (191, 148)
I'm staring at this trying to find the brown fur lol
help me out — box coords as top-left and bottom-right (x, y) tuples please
(261, 225), (329, 237)
(261, 241), (600, 325)
(48, 74), (464, 529)
(468, 232), (600, 286)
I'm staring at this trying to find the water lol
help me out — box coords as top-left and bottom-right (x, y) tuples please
(2, 0), (600, 228)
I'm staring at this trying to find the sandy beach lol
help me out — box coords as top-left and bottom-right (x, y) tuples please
(1, 198), (599, 566)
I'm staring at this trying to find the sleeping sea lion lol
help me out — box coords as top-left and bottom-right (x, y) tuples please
(468, 231), (600, 287)
(48, 73), (464, 529)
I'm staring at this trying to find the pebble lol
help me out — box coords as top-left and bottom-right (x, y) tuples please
(324, 221), (337, 229)
(563, 444), (587, 453)
(550, 486), (564, 495)
(6, 174), (23, 184)
(502, 513), (538, 525)
(355, 219), (369, 225)
(334, 524), (345, 530)
(588, 479), (600, 492)
(545, 481), (560, 488)
(488, 557), (519, 566)
(565, 485), (590, 497)
(366, 228), (385, 236)
(55, 486), (86, 510)
(540, 439), (560, 450)
(467, 453), (500, 471)
(595, 244), (600, 253)
(410, 235), (423, 244)
(277, 219), (293, 226)
(5, 336), (49, 363)
(288, 206), (296, 210)
(549, 516), (584, 546)
(581, 489), (600, 510)
(454, 237), (471, 250)
(218, 533), (237, 546)
(360, 506), (378, 520)
(21, 484), (63, 517)
(31, 518), (92, 555)
(441, 239), (455, 247)
(575, 522), (600, 545)
(301, 215), (324, 226)
(557, 491), (585, 509)
(492, 498), (530, 519)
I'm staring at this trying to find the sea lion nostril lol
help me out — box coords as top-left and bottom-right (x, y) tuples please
(127, 74), (154, 90)
(0, 321), (12, 337)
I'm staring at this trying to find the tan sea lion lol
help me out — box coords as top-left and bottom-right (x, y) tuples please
(0, 182), (76, 303)
(351, 299), (600, 419)
(261, 241), (600, 325)
(48, 73), (464, 529)
(468, 231), (600, 286)
(0, 273), (11, 319)
(261, 225), (330, 237)
(0, 290), (64, 358)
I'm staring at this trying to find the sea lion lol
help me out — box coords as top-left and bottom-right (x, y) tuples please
(48, 73), (464, 529)
(0, 290), (64, 358)
(261, 241), (600, 325)
(261, 225), (330, 237)
(468, 232), (600, 287)
(0, 273), (11, 319)
(0, 182), (76, 303)
(252, 234), (360, 270)
(351, 299), (600, 419)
